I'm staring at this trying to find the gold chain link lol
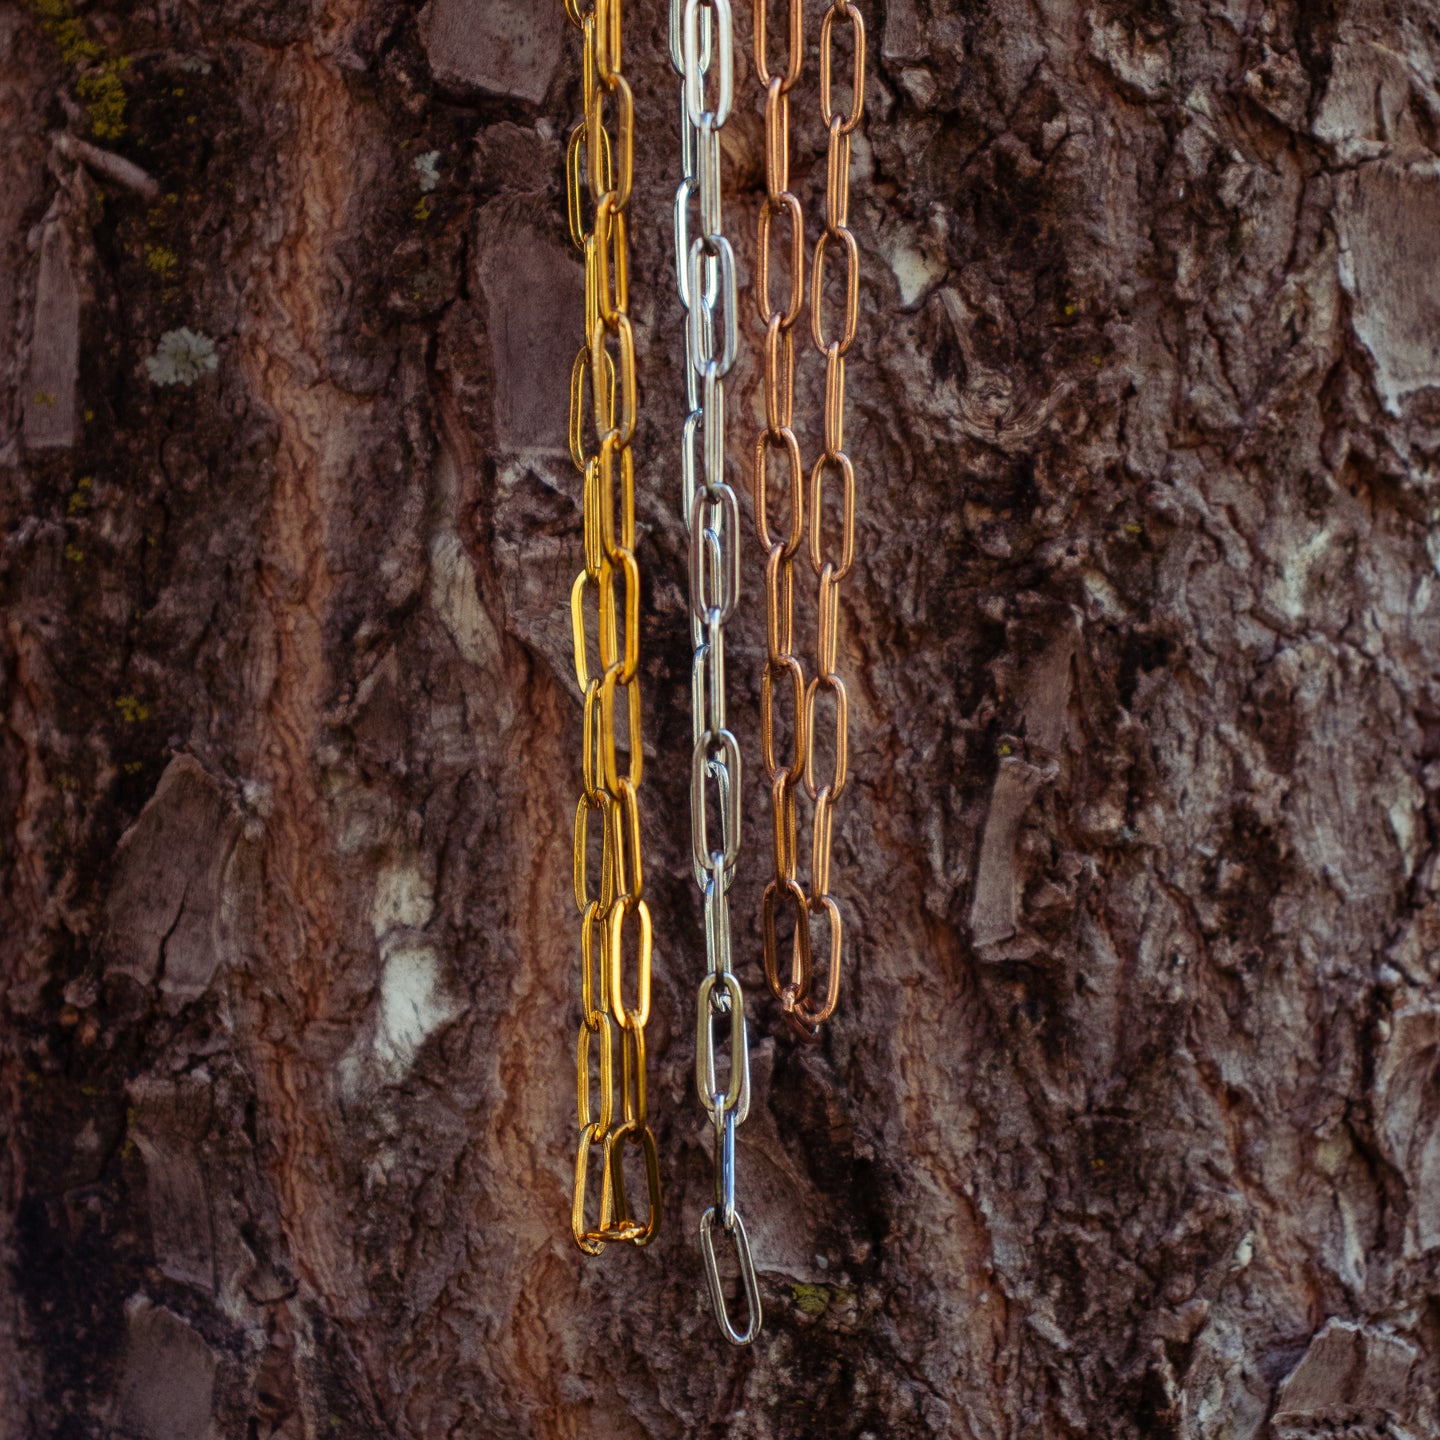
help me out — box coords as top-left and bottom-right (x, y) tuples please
(757, 0), (864, 1040)
(565, 0), (661, 1252)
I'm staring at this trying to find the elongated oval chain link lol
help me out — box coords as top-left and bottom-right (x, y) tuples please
(753, 0), (807, 1040)
(672, 0), (761, 1345)
(565, 0), (661, 1255)
(757, 0), (864, 1040)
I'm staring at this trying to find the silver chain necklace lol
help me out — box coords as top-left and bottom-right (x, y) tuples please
(670, 0), (761, 1347)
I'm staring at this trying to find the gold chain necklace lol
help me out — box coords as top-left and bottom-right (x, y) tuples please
(564, 0), (661, 1254)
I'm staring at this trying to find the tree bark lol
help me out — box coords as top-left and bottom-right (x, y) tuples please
(3, 0), (1440, 1436)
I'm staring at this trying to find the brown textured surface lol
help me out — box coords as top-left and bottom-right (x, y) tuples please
(4, 1), (1440, 1436)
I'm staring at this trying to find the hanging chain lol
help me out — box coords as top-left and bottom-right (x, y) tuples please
(564, 0), (662, 1254)
(758, 0), (864, 1040)
(753, 0), (808, 1038)
(672, 0), (762, 1345)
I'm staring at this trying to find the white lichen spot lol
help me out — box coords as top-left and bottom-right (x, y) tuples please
(1231, 1232), (1254, 1271)
(1081, 567), (1123, 619)
(372, 857), (435, 938)
(176, 55), (213, 75)
(886, 240), (946, 307)
(374, 944), (457, 1078)
(1274, 520), (1336, 619)
(145, 328), (218, 387)
(1183, 85), (1215, 120)
(240, 778), (273, 818)
(413, 150), (442, 193)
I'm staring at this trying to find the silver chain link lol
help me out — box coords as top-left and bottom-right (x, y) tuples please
(671, 0), (761, 1347)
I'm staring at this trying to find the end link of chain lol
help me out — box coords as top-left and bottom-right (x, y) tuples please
(699, 1202), (762, 1346)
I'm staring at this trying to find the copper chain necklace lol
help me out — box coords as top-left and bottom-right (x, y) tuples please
(757, 0), (865, 1040)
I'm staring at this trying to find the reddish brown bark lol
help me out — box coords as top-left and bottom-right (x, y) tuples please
(4, 1), (1440, 1436)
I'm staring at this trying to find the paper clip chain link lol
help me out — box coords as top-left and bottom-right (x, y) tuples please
(673, 0), (760, 1346)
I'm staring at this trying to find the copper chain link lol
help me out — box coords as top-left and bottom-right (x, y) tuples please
(757, 0), (864, 1040)
(564, 0), (662, 1254)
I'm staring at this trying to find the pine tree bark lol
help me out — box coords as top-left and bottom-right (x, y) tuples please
(3, 1), (1440, 1436)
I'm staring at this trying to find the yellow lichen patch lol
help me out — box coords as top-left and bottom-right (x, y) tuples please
(52, 18), (100, 64)
(77, 61), (129, 141)
(147, 194), (182, 231)
(789, 1283), (856, 1316)
(790, 1284), (831, 1316)
(30, 0), (101, 64)
(145, 245), (178, 278)
(67, 476), (93, 514)
(63, 544), (84, 564)
(115, 695), (151, 723)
